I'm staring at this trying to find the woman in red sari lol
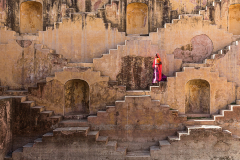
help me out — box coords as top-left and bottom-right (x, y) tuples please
(152, 53), (162, 83)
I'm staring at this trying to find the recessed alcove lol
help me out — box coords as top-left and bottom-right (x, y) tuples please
(185, 79), (210, 114)
(229, 4), (240, 35)
(126, 3), (148, 35)
(20, 1), (43, 34)
(64, 79), (90, 115)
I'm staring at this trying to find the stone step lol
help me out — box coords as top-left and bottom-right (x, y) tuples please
(126, 151), (151, 160)
(12, 148), (23, 159)
(31, 106), (45, 113)
(160, 105), (170, 108)
(106, 141), (117, 150)
(4, 153), (12, 160)
(186, 125), (222, 130)
(58, 119), (88, 127)
(97, 111), (107, 116)
(211, 114), (224, 119)
(42, 132), (53, 142)
(34, 138), (43, 143)
(50, 115), (63, 123)
(177, 131), (188, 137)
(159, 140), (171, 147)
(96, 136), (109, 144)
(40, 110), (54, 117)
(223, 130), (232, 136)
(23, 143), (34, 152)
(185, 118), (215, 125)
(150, 146), (160, 155)
(64, 114), (89, 120)
(106, 106), (116, 112)
(43, 132), (53, 137)
(167, 136), (180, 142)
(63, 66), (93, 72)
(116, 147), (127, 155)
(126, 90), (150, 96)
(53, 127), (90, 136)
(186, 114), (211, 118)
(67, 62), (93, 68)
(5, 90), (28, 96)
(220, 109), (231, 115)
(87, 131), (100, 140)
(13, 96), (27, 102)
(21, 101), (35, 108)
(87, 115), (97, 121)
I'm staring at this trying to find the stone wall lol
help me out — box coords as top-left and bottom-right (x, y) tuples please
(116, 56), (154, 90)
(167, 67), (236, 114)
(88, 95), (186, 151)
(0, 97), (12, 160)
(29, 69), (122, 114)
(39, 13), (126, 63)
(0, 37), (68, 89)
(2, 0), (111, 32)
(152, 127), (240, 160)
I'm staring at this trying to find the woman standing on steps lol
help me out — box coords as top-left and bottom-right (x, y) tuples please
(152, 53), (162, 84)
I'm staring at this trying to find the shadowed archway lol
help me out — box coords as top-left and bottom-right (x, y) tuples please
(185, 79), (210, 114)
(64, 79), (90, 115)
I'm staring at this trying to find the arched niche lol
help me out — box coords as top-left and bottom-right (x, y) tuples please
(20, 1), (43, 34)
(185, 79), (210, 114)
(126, 3), (148, 35)
(229, 4), (240, 35)
(64, 79), (90, 115)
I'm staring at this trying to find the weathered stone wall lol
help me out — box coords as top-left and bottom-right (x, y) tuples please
(0, 33), (68, 89)
(157, 15), (233, 55)
(93, 40), (165, 82)
(0, 97), (12, 160)
(215, 106), (240, 137)
(117, 56), (154, 90)
(14, 137), (126, 160)
(30, 70), (121, 114)
(39, 13), (126, 63)
(29, 79), (65, 115)
(173, 34), (213, 63)
(167, 67), (236, 114)
(210, 42), (240, 86)
(2, 0), (111, 32)
(89, 95), (186, 151)
(0, 0), (7, 26)
(152, 128), (240, 160)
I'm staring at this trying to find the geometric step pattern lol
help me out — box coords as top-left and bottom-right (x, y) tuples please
(151, 125), (239, 157)
(7, 125), (127, 159)
(184, 104), (240, 126)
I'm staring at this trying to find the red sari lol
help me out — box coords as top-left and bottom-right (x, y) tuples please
(152, 53), (162, 83)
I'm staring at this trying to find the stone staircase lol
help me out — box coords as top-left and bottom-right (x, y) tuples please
(184, 104), (240, 126)
(150, 125), (239, 158)
(2, 95), (63, 159)
(10, 95), (62, 132)
(4, 118), (127, 160)
(182, 39), (239, 68)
